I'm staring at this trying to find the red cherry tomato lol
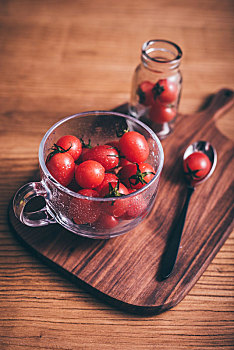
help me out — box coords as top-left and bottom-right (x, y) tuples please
(100, 181), (129, 218)
(94, 214), (119, 229)
(99, 180), (129, 198)
(79, 148), (90, 163)
(137, 80), (154, 106)
(118, 162), (155, 189)
(95, 173), (118, 193)
(153, 79), (178, 104)
(106, 140), (132, 167)
(56, 135), (82, 161)
(149, 102), (176, 124)
(122, 190), (147, 220)
(119, 131), (149, 163)
(75, 160), (105, 189)
(78, 138), (92, 163)
(183, 152), (212, 183)
(46, 152), (75, 187)
(82, 144), (120, 171)
(69, 189), (100, 225)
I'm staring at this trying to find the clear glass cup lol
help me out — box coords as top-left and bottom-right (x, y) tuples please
(129, 39), (183, 139)
(13, 111), (164, 239)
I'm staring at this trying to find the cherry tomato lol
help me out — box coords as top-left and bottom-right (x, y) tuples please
(69, 189), (100, 225)
(95, 173), (118, 193)
(153, 79), (178, 104)
(56, 135), (82, 161)
(137, 80), (154, 106)
(119, 131), (149, 163)
(79, 148), (91, 163)
(99, 180), (129, 198)
(94, 214), (119, 229)
(46, 152), (75, 187)
(100, 181), (129, 217)
(79, 138), (92, 162)
(122, 191), (147, 220)
(149, 102), (176, 124)
(82, 144), (120, 171)
(118, 162), (155, 190)
(75, 160), (105, 189)
(106, 140), (131, 167)
(119, 157), (131, 168)
(183, 152), (211, 183)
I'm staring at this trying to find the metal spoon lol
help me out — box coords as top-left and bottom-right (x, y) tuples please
(161, 140), (217, 279)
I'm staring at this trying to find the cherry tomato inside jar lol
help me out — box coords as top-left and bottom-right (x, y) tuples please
(137, 80), (154, 106)
(149, 101), (176, 124)
(152, 79), (178, 104)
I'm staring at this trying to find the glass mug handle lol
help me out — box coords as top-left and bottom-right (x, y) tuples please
(13, 181), (56, 227)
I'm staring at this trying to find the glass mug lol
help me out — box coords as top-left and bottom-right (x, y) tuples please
(13, 111), (164, 239)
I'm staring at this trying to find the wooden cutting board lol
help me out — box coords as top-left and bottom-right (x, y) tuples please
(8, 89), (234, 315)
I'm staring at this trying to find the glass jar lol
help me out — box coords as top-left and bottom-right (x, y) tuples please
(129, 39), (183, 139)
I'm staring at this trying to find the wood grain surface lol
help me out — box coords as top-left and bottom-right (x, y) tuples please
(1, 0), (234, 349)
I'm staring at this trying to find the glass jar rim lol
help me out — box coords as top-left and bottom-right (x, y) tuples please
(39, 111), (164, 202)
(142, 39), (183, 65)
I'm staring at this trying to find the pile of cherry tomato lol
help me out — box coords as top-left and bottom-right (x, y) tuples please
(137, 78), (178, 124)
(46, 131), (156, 229)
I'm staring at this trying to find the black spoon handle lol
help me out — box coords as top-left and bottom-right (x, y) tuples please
(161, 186), (195, 279)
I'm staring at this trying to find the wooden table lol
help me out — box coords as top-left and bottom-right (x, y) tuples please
(1, 1), (233, 349)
